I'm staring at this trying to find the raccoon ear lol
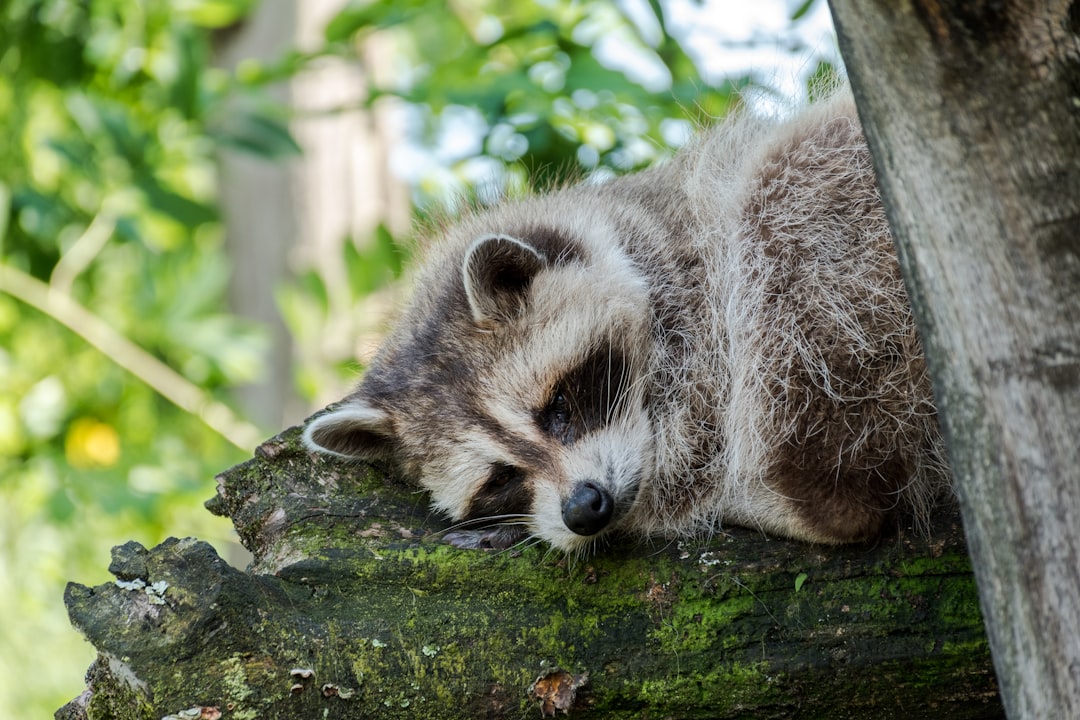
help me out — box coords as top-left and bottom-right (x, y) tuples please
(462, 234), (546, 324)
(302, 403), (397, 460)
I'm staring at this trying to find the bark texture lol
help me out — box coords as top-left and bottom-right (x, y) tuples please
(828, 2), (1080, 718)
(58, 426), (1002, 719)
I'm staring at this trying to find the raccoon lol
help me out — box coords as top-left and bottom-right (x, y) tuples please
(302, 89), (950, 555)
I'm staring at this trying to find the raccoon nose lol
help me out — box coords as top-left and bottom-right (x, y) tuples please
(562, 481), (614, 536)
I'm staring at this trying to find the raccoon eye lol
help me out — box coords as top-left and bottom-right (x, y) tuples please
(550, 391), (570, 423)
(539, 389), (574, 443)
(485, 463), (523, 492)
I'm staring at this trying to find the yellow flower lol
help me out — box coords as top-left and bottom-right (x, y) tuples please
(65, 418), (120, 469)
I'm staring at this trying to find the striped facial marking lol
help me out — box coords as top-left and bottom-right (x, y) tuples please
(536, 344), (629, 446)
(463, 461), (532, 522)
(452, 342), (638, 539)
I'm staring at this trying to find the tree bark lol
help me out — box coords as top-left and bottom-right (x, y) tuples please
(827, 2), (1080, 718)
(58, 426), (1002, 719)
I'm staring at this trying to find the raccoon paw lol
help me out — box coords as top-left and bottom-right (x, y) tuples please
(443, 527), (526, 551)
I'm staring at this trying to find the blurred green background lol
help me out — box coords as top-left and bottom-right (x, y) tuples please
(0, 0), (836, 714)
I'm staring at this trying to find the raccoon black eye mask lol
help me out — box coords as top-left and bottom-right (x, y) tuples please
(303, 88), (949, 555)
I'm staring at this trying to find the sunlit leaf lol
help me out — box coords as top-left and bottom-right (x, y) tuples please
(177, 0), (259, 28)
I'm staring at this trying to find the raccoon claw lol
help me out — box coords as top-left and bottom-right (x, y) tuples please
(443, 527), (526, 550)
(442, 530), (486, 549)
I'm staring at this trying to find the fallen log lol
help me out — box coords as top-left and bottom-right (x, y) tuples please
(58, 424), (1003, 719)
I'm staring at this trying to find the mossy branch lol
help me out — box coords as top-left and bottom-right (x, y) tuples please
(58, 425), (1003, 719)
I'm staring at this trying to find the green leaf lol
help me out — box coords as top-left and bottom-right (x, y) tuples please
(339, 226), (407, 301)
(45, 138), (95, 171)
(277, 285), (316, 346)
(298, 268), (331, 317)
(96, 101), (150, 165)
(791, 0), (817, 21)
(135, 172), (218, 227)
(114, 216), (142, 244)
(343, 236), (376, 298)
(795, 572), (809, 593)
(806, 60), (839, 102)
(170, 29), (204, 119)
(324, 1), (418, 42)
(372, 224), (407, 278)
(563, 50), (654, 99)
(11, 188), (70, 245)
(210, 107), (302, 159)
(181, 0), (259, 28)
(47, 486), (77, 523)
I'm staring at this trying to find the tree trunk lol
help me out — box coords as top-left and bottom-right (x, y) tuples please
(215, 0), (302, 431)
(58, 426), (1002, 719)
(827, 2), (1080, 718)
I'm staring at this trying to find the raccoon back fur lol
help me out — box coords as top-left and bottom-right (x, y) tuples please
(302, 89), (950, 555)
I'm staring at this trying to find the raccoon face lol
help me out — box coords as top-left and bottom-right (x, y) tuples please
(303, 226), (655, 553)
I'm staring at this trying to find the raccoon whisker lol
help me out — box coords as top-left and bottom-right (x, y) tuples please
(610, 373), (640, 425)
(643, 534), (688, 558)
(429, 519), (489, 538)
(603, 332), (638, 426)
(726, 575), (784, 628)
(432, 514), (532, 538)
(605, 349), (647, 425)
(491, 534), (544, 559)
(575, 534), (606, 567)
(539, 543), (563, 566)
(604, 335), (613, 423)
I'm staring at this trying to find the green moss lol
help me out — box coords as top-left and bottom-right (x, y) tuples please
(78, 656), (153, 720)
(637, 661), (783, 714)
(895, 552), (974, 577)
(219, 655), (255, 706)
(651, 593), (757, 653)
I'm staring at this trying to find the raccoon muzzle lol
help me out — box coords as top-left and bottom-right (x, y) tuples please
(562, 481), (615, 536)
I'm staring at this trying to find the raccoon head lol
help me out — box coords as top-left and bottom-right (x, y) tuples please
(303, 225), (655, 554)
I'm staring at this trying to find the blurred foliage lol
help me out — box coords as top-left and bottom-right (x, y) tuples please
(280, 221), (409, 401)
(0, 0), (832, 714)
(0, 0), (288, 712)
(328, 0), (749, 201)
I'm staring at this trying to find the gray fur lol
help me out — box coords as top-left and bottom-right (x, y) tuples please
(303, 89), (950, 554)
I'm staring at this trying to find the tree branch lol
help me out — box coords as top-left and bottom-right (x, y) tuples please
(48, 210), (117, 295)
(0, 263), (261, 451)
(57, 425), (1003, 719)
